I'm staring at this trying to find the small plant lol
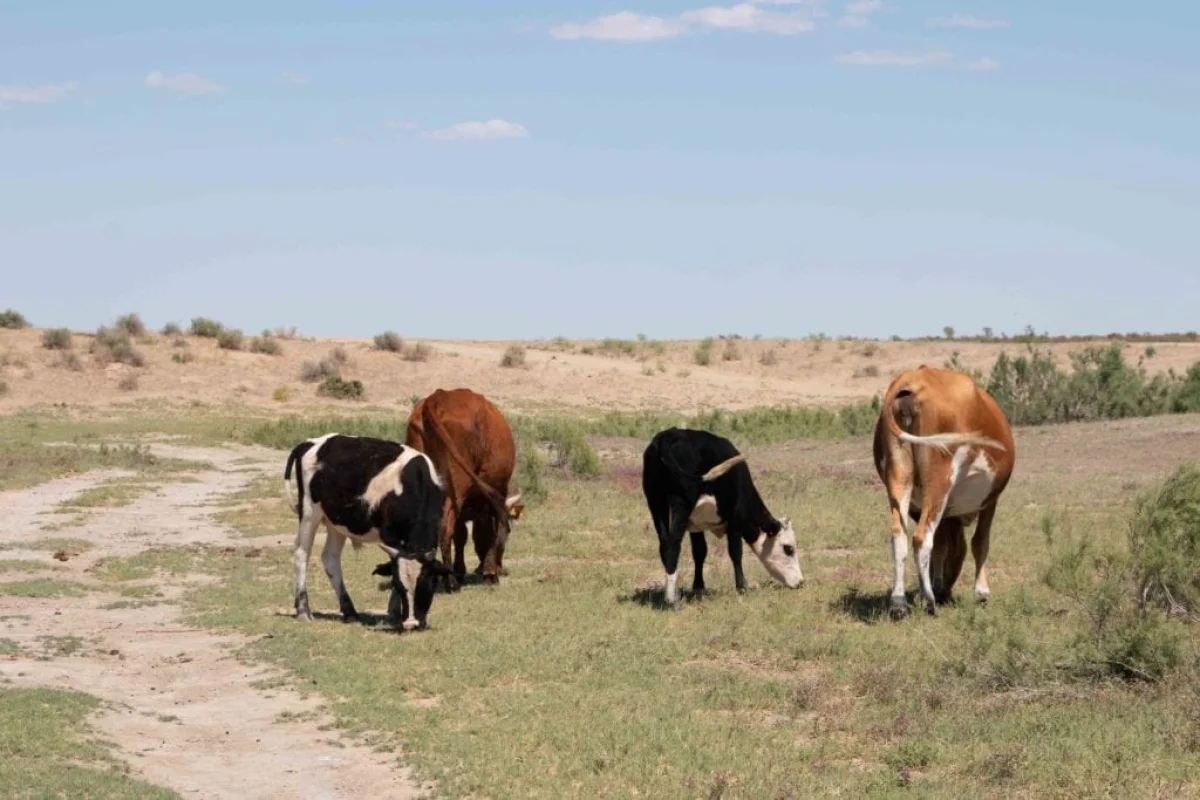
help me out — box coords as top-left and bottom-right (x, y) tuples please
(41, 328), (73, 350)
(56, 352), (84, 371)
(373, 331), (404, 352)
(172, 351), (195, 364)
(249, 335), (282, 356)
(161, 322), (182, 336)
(0, 309), (30, 329)
(301, 348), (347, 382)
(189, 317), (223, 338)
(117, 374), (139, 392)
(694, 338), (714, 366)
(217, 329), (244, 351)
(501, 346), (527, 368)
(317, 376), (364, 400)
(759, 349), (779, 366)
(90, 326), (145, 368)
(272, 387), (291, 403)
(115, 313), (146, 337)
(403, 343), (432, 362)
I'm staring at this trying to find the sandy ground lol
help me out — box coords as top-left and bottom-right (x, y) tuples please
(0, 443), (429, 800)
(3, 327), (1199, 414)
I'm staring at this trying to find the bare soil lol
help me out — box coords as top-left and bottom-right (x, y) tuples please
(0, 443), (429, 800)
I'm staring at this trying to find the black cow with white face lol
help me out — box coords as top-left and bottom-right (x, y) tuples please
(642, 427), (805, 607)
(284, 433), (451, 632)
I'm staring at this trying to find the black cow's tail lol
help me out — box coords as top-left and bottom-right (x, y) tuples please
(283, 441), (311, 520)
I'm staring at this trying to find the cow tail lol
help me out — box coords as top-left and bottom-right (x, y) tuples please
(881, 374), (1006, 454)
(283, 443), (306, 519)
(421, 400), (513, 531)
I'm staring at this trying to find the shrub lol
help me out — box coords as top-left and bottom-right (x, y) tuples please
(1129, 462), (1200, 618)
(0, 309), (29, 329)
(249, 335), (282, 356)
(41, 328), (73, 350)
(722, 339), (740, 362)
(403, 343), (432, 362)
(853, 365), (880, 379)
(514, 448), (547, 504)
(172, 351), (195, 364)
(500, 346), (526, 368)
(189, 317), (223, 338)
(694, 338), (714, 366)
(860, 342), (879, 358)
(374, 331), (404, 352)
(115, 313), (146, 337)
(56, 352), (84, 371)
(217, 329), (244, 351)
(759, 349), (779, 366)
(1171, 364), (1200, 413)
(301, 348), (347, 382)
(598, 339), (637, 358)
(90, 326), (145, 368)
(317, 376), (364, 400)
(161, 322), (182, 336)
(117, 374), (139, 392)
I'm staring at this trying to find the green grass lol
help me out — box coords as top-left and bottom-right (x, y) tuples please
(0, 559), (57, 574)
(0, 537), (93, 554)
(55, 474), (198, 512)
(0, 579), (90, 598)
(144, 449), (1200, 799)
(0, 687), (178, 798)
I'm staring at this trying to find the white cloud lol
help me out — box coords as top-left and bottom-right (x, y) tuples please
(281, 71), (309, 86)
(927, 15), (1010, 29)
(424, 119), (530, 142)
(683, 4), (815, 34)
(0, 82), (77, 109)
(837, 50), (954, 67)
(550, 11), (687, 42)
(839, 0), (882, 28)
(964, 57), (1000, 70)
(144, 71), (227, 96)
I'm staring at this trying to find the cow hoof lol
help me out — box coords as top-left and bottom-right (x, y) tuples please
(933, 589), (952, 606)
(341, 613), (360, 624)
(481, 574), (499, 586)
(975, 590), (990, 604)
(692, 587), (708, 600)
(296, 612), (314, 623)
(889, 599), (908, 621)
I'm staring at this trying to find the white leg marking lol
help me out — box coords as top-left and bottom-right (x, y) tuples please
(664, 572), (679, 605)
(917, 448), (969, 611)
(292, 513), (320, 619)
(397, 558), (423, 630)
(891, 533), (908, 602)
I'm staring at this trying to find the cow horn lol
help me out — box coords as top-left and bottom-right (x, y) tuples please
(702, 454), (747, 482)
(506, 492), (522, 509)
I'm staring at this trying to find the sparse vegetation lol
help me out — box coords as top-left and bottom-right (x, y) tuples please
(161, 321), (182, 336)
(249, 334), (282, 356)
(217, 328), (244, 351)
(403, 342), (432, 362)
(722, 338), (740, 362)
(500, 346), (527, 368)
(316, 376), (365, 400)
(0, 309), (29, 329)
(300, 347), (348, 382)
(189, 317), (224, 338)
(694, 337), (714, 366)
(115, 313), (146, 337)
(373, 331), (404, 352)
(41, 328), (73, 350)
(759, 349), (779, 366)
(56, 352), (84, 371)
(90, 326), (145, 368)
(172, 351), (195, 364)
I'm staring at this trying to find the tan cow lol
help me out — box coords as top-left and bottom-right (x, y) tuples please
(873, 365), (1016, 619)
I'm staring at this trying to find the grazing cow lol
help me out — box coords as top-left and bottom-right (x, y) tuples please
(642, 427), (804, 607)
(405, 388), (524, 591)
(873, 365), (1016, 619)
(284, 433), (452, 631)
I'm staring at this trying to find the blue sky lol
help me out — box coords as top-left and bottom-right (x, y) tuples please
(2, 1), (1198, 340)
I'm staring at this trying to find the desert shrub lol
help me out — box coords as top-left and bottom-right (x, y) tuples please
(500, 346), (526, 368)
(90, 326), (145, 368)
(41, 328), (73, 350)
(115, 313), (145, 337)
(722, 339), (740, 361)
(1170, 364), (1200, 413)
(404, 343), (432, 362)
(56, 352), (84, 371)
(759, 349), (779, 366)
(117, 374), (139, 392)
(853, 365), (880, 379)
(374, 331), (404, 352)
(300, 348), (347, 383)
(0, 310), (30, 329)
(249, 335), (282, 356)
(272, 387), (291, 403)
(189, 317), (223, 338)
(317, 376), (364, 400)
(217, 329), (244, 351)
(598, 339), (637, 358)
(172, 351), (195, 364)
(273, 326), (298, 339)
(694, 338), (714, 366)
(860, 342), (879, 358)
(161, 322), (182, 336)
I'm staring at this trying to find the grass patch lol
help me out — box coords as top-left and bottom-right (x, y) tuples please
(55, 475), (194, 512)
(0, 560), (56, 574)
(0, 687), (177, 798)
(91, 545), (230, 583)
(0, 579), (89, 598)
(0, 538), (92, 555)
(0, 437), (207, 492)
(172, 350), (195, 364)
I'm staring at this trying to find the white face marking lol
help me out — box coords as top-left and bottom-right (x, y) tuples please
(750, 517), (804, 588)
(397, 557), (423, 630)
(664, 572), (679, 605)
(687, 494), (722, 532)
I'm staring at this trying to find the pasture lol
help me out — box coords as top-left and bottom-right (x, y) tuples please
(1, 328), (1199, 798)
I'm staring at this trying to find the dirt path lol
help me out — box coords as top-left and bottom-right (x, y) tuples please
(0, 443), (430, 800)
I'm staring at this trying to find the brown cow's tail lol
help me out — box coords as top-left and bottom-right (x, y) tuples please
(880, 373), (1006, 454)
(421, 399), (514, 531)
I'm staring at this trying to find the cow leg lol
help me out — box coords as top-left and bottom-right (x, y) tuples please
(439, 497), (460, 593)
(689, 530), (708, 598)
(477, 512), (503, 586)
(292, 512), (320, 621)
(887, 490), (913, 619)
(453, 514), (470, 580)
(971, 502), (998, 604)
(932, 517), (966, 605)
(726, 531), (748, 594)
(320, 529), (357, 622)
(659, 500), (691, 608)
(912, 449), (967, 616)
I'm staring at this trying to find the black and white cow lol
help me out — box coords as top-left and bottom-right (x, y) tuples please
(641, 427), (804, 606)
(284, 433), (452, 632)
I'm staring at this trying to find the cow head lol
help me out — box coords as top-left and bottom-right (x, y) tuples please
(375, 550), (453, 632)
(750, 516), (805, 589)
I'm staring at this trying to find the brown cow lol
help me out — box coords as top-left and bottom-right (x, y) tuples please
(405, 388), (524, 591)
(873, 365), (1016, 619)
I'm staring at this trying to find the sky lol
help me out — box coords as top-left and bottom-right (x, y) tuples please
(2, 1), (1198, 340)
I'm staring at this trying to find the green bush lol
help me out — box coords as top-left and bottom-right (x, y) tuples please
(89, 327), (145, 368)
(694, 338), (714, 366)
(1129, 462), (1200, 618)
(41, 328), (73, 351)
(373, 331), (404, 352)
(189, 317), (223, 338)
(316, 376), (364, 401)
(217, 329), (244, 351)
(249, 335), (282, 356)
(0, 309), (29, 329)
(115, 313), (145, 337)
